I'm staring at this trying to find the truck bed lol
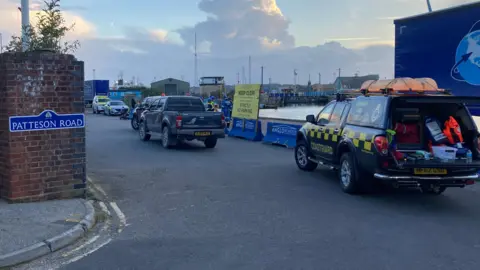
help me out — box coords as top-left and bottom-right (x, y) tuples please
(180, 112), (224, 129)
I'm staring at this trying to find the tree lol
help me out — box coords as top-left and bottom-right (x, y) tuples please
(5, 0), (79, 53)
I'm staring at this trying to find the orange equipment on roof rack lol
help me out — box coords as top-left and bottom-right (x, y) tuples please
(358, 77), (446, 95)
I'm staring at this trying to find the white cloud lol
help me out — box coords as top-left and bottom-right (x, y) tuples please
(177, 0), (295, 57)
(0, 0), (95, 41)
(77, 0), (394, 84)
(1, 0), (397, 84)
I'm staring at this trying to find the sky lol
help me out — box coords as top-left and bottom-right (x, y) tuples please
(0, 0), (476, 85)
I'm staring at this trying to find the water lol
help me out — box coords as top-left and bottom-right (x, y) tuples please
(259, 106), (480, 129)
(259, 106), (323, 121)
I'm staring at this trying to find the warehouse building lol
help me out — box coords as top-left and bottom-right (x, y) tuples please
(151, 78), (190, 95)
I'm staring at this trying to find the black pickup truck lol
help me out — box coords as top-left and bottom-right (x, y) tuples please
(295, 93), (480, 195)
(138, 96), (226, 148)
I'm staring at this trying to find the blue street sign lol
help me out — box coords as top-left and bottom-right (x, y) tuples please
(9, 110), (85, 132)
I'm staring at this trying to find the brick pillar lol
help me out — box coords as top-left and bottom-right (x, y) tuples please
(0, 51), (85, 203)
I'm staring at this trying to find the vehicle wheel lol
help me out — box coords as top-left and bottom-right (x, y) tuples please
(93, 107), (97, 114)
(131, 117), (139, 130)
(294, 140), (318, 171)
(421, 186), (447, 195)
(339, 153), (362, 194)
(138, 122), (151, 141)
(204, 137), (217, 148)
(162, 126), (172, 149)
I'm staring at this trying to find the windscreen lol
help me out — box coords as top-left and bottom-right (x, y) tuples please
(346, 96), (387, 128)
(166, 98), (205, 111)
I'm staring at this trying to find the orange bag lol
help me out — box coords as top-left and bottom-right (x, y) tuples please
(443, 116), (464, 144)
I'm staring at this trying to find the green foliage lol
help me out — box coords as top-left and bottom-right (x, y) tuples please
(5, 0), (79, 53)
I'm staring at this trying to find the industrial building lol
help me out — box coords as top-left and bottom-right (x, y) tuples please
(151, 78), (190, 96)
(199, 76), (225, 97)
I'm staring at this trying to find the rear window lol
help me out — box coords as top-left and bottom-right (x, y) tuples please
(166, 98), (205, 111)
(346, 96), (387, 128)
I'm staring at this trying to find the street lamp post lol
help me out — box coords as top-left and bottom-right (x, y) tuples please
(21, 0), (30, 52)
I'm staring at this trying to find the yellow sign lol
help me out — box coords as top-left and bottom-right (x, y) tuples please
(232, 84), (261, 120)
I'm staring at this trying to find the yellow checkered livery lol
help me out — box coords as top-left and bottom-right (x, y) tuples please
(341, 128), (375, 152)
(306, 126), (374, 152)
(306, 127), (339, 143)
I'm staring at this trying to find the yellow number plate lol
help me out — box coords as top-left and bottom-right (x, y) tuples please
(414, 168), (447, 175)
(194, 131), (212, 136)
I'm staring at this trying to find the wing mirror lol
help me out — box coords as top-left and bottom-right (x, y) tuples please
(306, 114), (316, 124)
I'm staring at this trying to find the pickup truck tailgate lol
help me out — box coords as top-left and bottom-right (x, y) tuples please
(181, 112), (223, 129)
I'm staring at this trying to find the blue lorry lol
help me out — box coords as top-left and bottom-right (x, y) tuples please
(394, 2), (480, 115)
(84, 80), (109, 107)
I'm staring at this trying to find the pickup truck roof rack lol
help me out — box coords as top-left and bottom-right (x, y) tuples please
(355, 77), (448, 96)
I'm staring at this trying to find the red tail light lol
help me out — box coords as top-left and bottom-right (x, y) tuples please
(374, 136), (389, 155)
(221, 114), (226, 127)
(476, 136), (480, 153)
(176, 115), (182, 128)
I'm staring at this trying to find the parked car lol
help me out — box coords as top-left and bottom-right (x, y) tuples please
(295, 78), (480, 195)
(104, 100), (129, 116)
(138, 96), (226, 149)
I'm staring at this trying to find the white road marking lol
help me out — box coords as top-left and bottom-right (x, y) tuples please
(62, 235), (100, 257)
(61, 238), (112, 266)
(109, 202), (127, 231)
(87, 176), (108, 197)
(98, 201), (111, 216)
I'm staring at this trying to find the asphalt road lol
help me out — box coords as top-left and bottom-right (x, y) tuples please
(65, 113), (480, 270)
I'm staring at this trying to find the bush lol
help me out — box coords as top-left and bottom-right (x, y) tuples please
(5, 0), (79, 53)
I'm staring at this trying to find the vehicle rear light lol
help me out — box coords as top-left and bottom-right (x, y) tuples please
(176, 115), (182, 128)
(381, 161), (389, 168)
(476, 136), (480, 153)
(466, 179), (475, 185)
(221, 114), (226, 127)
(374, 136), (389, 155)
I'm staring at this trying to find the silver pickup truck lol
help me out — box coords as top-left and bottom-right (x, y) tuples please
(138, 96), (226, 148)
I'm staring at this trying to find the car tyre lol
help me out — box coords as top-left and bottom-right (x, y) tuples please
(339, 152), (363, 194)
(93, 107), (97, 114)
(204, 137), (217, 148)
(295, 140), (318, 171)
(162, 126), (172, 149)
(139, 121), (151, 141)
(131, 117), (139, 130)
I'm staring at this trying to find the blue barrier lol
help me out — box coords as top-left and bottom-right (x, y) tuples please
(228, 118), (263, 141)
(128, 108), (134, 120)
(262, 122), (302, 148)
(224, 117), (231, 135)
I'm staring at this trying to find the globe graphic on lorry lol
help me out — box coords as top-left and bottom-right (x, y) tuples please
(451, 21), (480, 86)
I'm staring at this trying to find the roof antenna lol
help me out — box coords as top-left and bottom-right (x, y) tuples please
(426, 0), (432, 12)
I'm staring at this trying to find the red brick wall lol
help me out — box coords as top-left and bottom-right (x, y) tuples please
(0, 51), (85, 203)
